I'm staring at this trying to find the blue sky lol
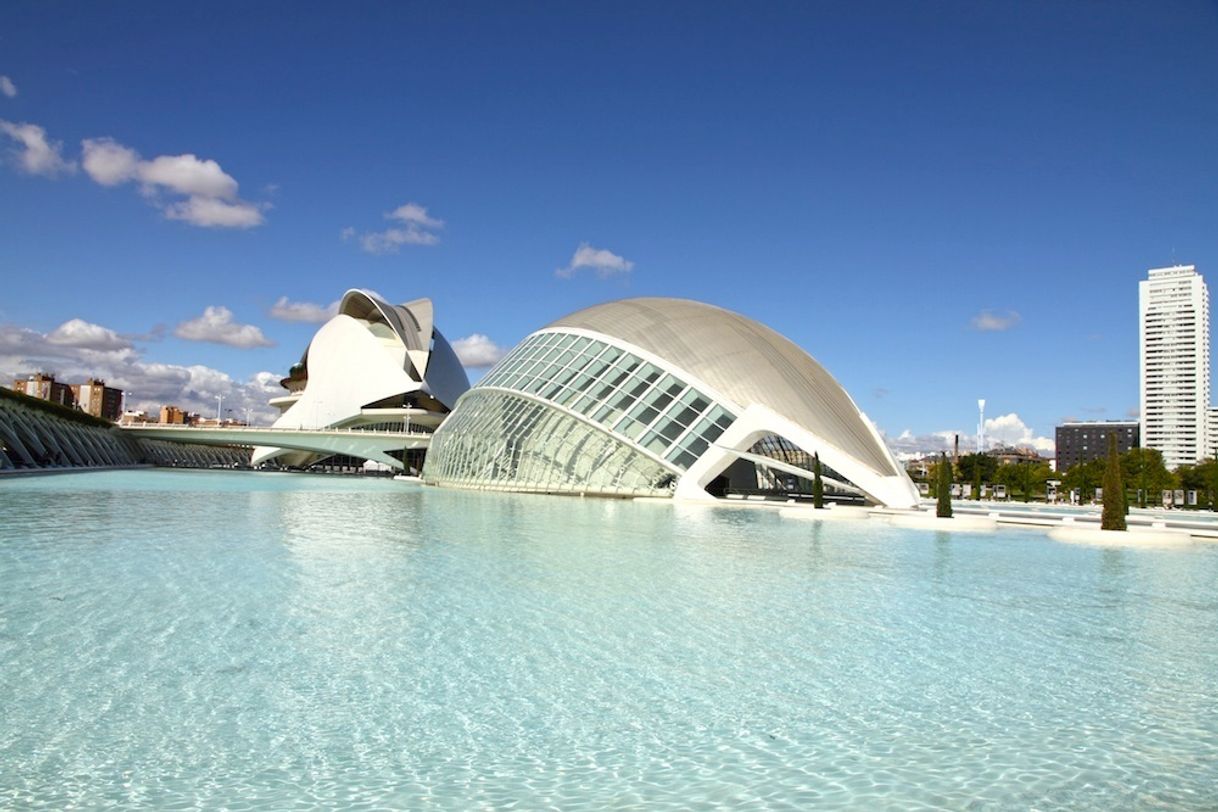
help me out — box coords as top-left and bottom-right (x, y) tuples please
(2, 1), (1216, 451)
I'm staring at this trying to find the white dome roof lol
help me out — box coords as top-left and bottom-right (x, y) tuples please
(549, 297), (898, 476)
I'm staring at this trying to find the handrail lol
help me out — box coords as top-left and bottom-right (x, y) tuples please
(119, 424), (434, 437)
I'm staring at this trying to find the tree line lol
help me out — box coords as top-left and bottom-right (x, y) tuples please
(917, 446), (1218, 508)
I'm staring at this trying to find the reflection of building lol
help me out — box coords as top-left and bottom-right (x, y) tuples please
(254, 289), (469, 469)
(423, 297), (917, 507)
(71, 379), (123, 421)
(1140, 265), (1209, 469)
(1054, 421), (1139, 472)
(12, 373), (73, 407)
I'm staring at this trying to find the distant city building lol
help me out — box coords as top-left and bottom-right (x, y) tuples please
(159, 405), (188, 424)
(1055, 421), (1139, 472)
(11, 373), (123, 421)
(70, 378), (123, 421)
(987, 445), (1045, 466)
(12, 373), (73, 407)
(1139, 265), (1210, 469)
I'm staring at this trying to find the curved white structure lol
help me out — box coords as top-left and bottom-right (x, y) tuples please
(423, 297), (917, 507)
(253, 289), (469, 469)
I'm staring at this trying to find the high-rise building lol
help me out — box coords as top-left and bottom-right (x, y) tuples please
(1139, 265), (1210, 469)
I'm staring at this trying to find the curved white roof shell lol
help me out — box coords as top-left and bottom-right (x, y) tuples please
(425, 296), (917, 507)
(549, 297), (899, 477)
(253, 289), (469, 468)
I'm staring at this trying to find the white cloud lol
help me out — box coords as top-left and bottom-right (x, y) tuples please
(883, 416), (1053, 457)
(984, 412), (1054, 453)
(81, 137), (140, 185)
(451, 333), (507, 368)
(0, 320), (281, 423)
(387, 202), (444, 229)
(0, 120), (76, 177)
(347, 201), (444, 254)
(0, 76), (16, 98)
(359, 226), (439, 254)
(46, 319), (133, 352)
(163, 195), (265, 229)
(556, 243), (635, 279)
(269, 296), (339, 323)
(137, 153), (240, 200)
(79, 135), (265, 229)
(174, 306), (275, 348)
(970, 309), (1021, 332)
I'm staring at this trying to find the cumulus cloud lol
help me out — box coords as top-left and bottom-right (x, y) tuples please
(80, 136), (265, 228)
(0, 320), (282, 423)
(556, 243), (635, 279)
(269, 296), (339, 323)
(80, 137), (140, 185)
(138, 153), (240, 199)
(970, 309), (1021, 332)
(46, 319), (133, 352)
(883, 414), (1053, 457)
(451, 333), (507, 368)
(174, 306), (275, 348)
(0, 120), (76, 176)
(0, 76), (16, 98)
(163, 196), (265, 229)
(346, 201), (444, 254)
(983, 412), (1054, 453)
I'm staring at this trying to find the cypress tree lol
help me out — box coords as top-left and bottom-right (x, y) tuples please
(1101, 432), (1126, 531)
(812, 452), (824, 509)
(973, 458), (982, 501)
(937, 452), (953, 518)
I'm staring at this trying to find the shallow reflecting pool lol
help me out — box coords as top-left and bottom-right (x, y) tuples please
(2, 470), (1216, 809)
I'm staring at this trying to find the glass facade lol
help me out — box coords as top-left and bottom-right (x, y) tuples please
(423, 330), (737, 496)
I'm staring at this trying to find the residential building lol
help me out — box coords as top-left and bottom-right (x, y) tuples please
(1139, 265), (1210, 469)
(1055, 421), (1140, 472)
(71, 378), (123, 421)
(159, 405), (188, 424)
(12, 373), (74, 407)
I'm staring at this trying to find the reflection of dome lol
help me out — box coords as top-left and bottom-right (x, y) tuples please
(253, 289), (470, 469)
(424, 297), (916, 507)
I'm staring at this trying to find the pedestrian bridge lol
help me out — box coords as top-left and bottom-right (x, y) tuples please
(119, 424), (431, 470)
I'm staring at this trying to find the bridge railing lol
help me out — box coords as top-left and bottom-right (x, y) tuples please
(120, 424), (435, 437)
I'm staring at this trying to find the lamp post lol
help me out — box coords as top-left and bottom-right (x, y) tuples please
(216, 394), (223, 424)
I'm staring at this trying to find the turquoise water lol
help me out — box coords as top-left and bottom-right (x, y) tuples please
(2, 470), (1217, 809)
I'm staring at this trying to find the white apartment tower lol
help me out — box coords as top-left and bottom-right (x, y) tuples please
(1139, 265), (1210, 469)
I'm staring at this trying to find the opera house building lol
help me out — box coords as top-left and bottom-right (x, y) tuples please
(253, 289), (469, 469)
(422, 298), (918, 508)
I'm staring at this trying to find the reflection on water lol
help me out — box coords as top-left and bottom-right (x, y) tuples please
(1, 470), (1217, 810)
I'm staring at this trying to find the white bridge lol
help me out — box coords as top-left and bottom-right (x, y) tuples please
(120, 424), (431, 470)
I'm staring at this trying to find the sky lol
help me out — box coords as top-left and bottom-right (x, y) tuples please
(2, 1), (1216, 452)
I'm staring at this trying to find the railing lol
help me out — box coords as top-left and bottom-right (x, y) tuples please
(120, 424), (434, 437)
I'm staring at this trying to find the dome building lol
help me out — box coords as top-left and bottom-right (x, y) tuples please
(423, 297), (917, 507)
(253, 289), (469, 469)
